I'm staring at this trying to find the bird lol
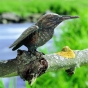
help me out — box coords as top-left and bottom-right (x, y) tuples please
(9, 13), (79, 53)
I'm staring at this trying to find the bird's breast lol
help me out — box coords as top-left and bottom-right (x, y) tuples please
(30, 29), (53, 46)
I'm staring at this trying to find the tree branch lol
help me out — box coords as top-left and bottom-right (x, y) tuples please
(0, 58), (18, 77)
(0, 46), (88, 85)
(45, 49), (88, 72)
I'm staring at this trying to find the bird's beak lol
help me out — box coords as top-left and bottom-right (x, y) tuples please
(61, 15), (79, 21)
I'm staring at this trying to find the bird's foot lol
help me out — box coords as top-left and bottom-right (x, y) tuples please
(28, 50), (45, 58)
(35, 51), (45, 55)
(34, 51), (45, 59)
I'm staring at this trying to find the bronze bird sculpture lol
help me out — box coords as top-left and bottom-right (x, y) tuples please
(9, 13), (79, 53)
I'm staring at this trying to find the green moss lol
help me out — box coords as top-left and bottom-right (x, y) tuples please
(3, 72), (18, 77)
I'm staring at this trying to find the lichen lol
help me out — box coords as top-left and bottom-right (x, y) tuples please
(56, 46), (75, 59)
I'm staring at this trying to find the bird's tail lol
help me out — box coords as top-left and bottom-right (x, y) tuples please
(10, 43), (22, 51)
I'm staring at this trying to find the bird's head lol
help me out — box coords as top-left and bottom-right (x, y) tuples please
(37, 13), (79, 29)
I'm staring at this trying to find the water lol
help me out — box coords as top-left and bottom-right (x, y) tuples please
(0, 23), (34, 60)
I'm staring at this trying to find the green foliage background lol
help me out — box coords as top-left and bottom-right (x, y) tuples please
(0, 0), (88, 88)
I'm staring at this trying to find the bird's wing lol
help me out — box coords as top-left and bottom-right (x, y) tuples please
(9, 25), (39, 48)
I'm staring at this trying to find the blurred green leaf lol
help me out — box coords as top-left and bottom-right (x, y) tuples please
(0, 80), (5, 88)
